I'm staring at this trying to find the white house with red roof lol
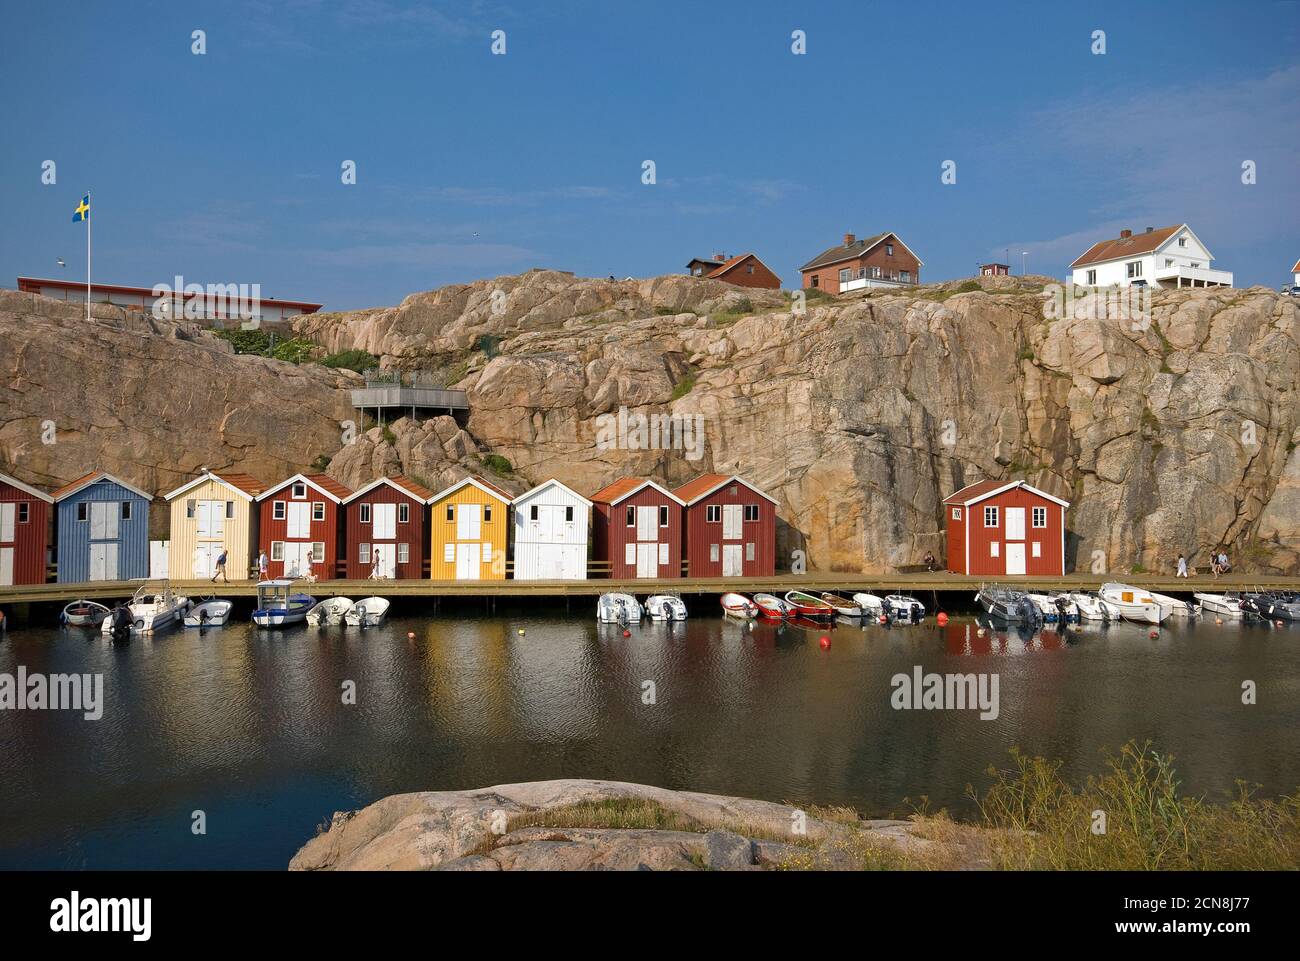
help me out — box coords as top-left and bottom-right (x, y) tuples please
(1070, 224), (1232, 290)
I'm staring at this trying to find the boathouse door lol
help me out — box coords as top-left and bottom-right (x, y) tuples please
(456, 542), (481, 579)
(722, 544), (743, 576)
(635, 542), (657, 577)
(723, 505), (742, 541)
(0, 547), (12, 586)
(635, 506), (656, 542)
(1006, 543), (1026, 576)
(89, 542), (119, 581)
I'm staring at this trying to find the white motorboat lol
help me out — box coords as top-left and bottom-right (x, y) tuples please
(1193, 592), (1243, 618)
(1068, 592), (1118, 622)
(306, 596), (354, 626)
(1046, 592), (1080, 622)
(597, 592), (642, 624)
(251, 579), (315, 627)
(753, 593), (791, 618)
(852, 592), (885, 615)
(884, 594), (926, 622)
(644, 595), (688, 621)
(184, 599), (233, 627)
(1099, 583), (1170, 624)
(61, 600), (111, 627)
(976, 585), (1034, 622)
(102, 582), (191, 635)
(721, 592), (759, 618)
(819, 593), (863, 618)
(1144, 590), (1194, 617)
(345, 596), (390, 626)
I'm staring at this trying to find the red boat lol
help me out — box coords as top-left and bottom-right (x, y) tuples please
(753, 593), (791, 618)
(784, 591), (834, 619)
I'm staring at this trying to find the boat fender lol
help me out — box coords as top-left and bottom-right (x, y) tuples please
(936, 612), (949, 627)
(622, 629), (631, 638)
(819, 636), (830, 649)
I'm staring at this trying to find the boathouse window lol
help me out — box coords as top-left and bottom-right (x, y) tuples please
(625, 544), (636, 564)
(746, 543), (755, 561)
(444, 544), (454, 562)
(744, 504), (760, 521)
(359, 543), (371, 564)
(1032, 507), (1047, 528)
(121, 502), (132, 520)
(226, 501), (235, 518)
(273, 501), (286, 521)
(291, 482), (307, 499)
(446, 505), (454, 522)
(952, 508), (961, 520)
(1126, 261), (1142, 279)
(565, 506), (574, 523)
(17, 503), (28, 523)
(1086, 269), (1096, 285)
(659, 506), (669, 527)
(710, 544), (719, 562)
(626, 506), (636, 526)
(484, 505), (492, 522)
(77, 503), (88, 521)
(707, 505), (721, 523)
(312, 502), (325, 522)
(311, 542), (324, 561)
(186, 499), (195, 519)
(360, 504), (371, 523)
(530, 505), (539, 521)
(658, 543), (668, 565)
(1032, 542), (1042, 558)
(483, 543), (492, 563)
(984, 506), (999, 528)
(271, 542), (284, 561)
(398, 503), (409, 524)
(398, 543), (409, 563)
(990, 542), (999, 557)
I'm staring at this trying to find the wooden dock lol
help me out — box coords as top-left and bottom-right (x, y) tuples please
(2, 572), (1297, 606)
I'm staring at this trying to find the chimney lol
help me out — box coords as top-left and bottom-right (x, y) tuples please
(844, 232), (856, 246)
(712, 252), (725, 261)
(1119, 228), (1132, 239)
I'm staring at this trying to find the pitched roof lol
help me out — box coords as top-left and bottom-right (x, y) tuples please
(0, 471), (53, 503)
(589, 477), (685, 506)
(511, 478), (593, 507)
(798, 232), (924, 273)
(1292, 259), (1300, 273)
(341, 475), (435, 504)
(255, 472), (353, 502)
(1070, 225), (1183, 268)
(164, 470), (267, 501)
(428, 475), (513, 505)
(706, 253), (763, 279)
(943, 479), (1070, 508)
(52, 470), (152, 502)
(671, 473), (779, 506)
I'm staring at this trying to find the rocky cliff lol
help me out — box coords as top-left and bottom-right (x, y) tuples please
(3, 272), (1298, 574)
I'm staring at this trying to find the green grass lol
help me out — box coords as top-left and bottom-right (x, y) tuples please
(479, 453), (513, 476)
(319, 348), (379, 372)
(213, 328), (318, 364)
(670, 375), (696, 400)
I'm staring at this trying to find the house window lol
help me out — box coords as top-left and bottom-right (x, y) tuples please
(1165, 259), (1173, 267)
(312, 502), (325, 522)
(624, 543), (636, 564)
(17, 503), (29, 523)
(1126, 261), (1143, 279)
(1086, 269), (1096, 285)
(659, 505), (669, 527)
(744, 504), (760, 521)
(1178, 237), (1186, 247)
(445, 504), (454, 522)
(398, 543), (409, 563)
(226, 501), (235, 518)
(900, 271), (911, 283)
(1032, 507), (1047, 528)
(121, 502), (131, 520)
(311, 542), (324, 561)
(626, 505), (635, 526)
(291, 482), (307, 499)
(868, 266), (881, 279)
(530, 504), (539, 521)
(710, 544), (719, 562)
(273, 501), (286, 521)
(746, 265), (754, 274)
(77, 503), (88, 521)
(658, 543), (668, 565)
(186, 499), (195, 519)
(360, 504), (371, 523)
(746, 542), (755, 561)
(484, 505), (492, 522)
(565, 506), (574, 523)
(706, 505), (721, 523)
(839, 268), (852, 284)
(1190, 262), (1200, 269)
(444, 543), (454, 562)
(398, 503), (409, 524)
(990, 542), (1000, 557)
(483, 543), (492, 563)
(271, 541), (284, 561)
(984, 506), (999, 528)
(359, 543), (371, 564)
(952, 507), (962, 520)
(810, 275), (819, 288)
(1031, 542), (1042, 558)
(886, 243), (894, 255)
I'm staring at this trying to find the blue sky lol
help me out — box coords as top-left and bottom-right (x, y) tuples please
(1, 0), (1297, 309)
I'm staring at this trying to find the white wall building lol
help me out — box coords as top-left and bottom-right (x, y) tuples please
(1291, 258), (1300, 287)
(511, 479), (591, 580)
(1070, 225), (1232, 290)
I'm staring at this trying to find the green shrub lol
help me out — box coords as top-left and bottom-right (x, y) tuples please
(480, 453), (513, 475)
(320, 348), (379, 372)
(478, 334), (501, 359)
(670, 375), (696, 400)
(957, 280), (982, 293)
(310, 454), (331, 472)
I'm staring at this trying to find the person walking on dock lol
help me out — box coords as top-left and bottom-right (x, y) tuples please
(370, 548), (383, 580)
(211, 548), (229, 583)
(304, 549), (317, 583)
(1176, 554), (1188, 578)
(258, 550), (268, 580)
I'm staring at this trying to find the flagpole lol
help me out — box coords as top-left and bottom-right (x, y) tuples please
(85, 190), (91, 322)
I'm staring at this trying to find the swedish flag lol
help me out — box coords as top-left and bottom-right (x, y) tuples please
(72, 195), (90, 222)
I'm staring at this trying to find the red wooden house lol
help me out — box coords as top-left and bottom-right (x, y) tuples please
(341, 476), (432, 579)
(0, 472), (53, 585)
(591, 478), (684, 578)
(255, 473), (352, 579)
(943, 480), (1069, 577)
(672, 473), (777, 577)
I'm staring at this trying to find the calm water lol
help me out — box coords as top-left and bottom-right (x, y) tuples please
(1, 601), (1298, 869)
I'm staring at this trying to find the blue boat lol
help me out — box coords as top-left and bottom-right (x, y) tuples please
(252, 579), (315, 627)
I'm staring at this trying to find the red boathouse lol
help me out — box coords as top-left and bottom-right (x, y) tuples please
(591, 478), (684, 578)
(672, 473), (777, 577)
(944, 480), (1069, 577)
(341, 476), (432, 579)
(255, 473), (352, 579)
(0, 472), (53, 585)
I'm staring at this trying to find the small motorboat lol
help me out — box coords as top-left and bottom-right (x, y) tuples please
(61, 599), (112, 627)
(852, 592), (885, 615)
(1193, 591), (1242, 618)
(1046, 592), (1080, 623)
(1264, 594), (1300, 622)
(819, 593), (863, 618)
(102, 582), (191, 635)
(885, 594), (927, 623)
(721, 592), (759, 618)
(784, 591), (833, 619)
(644, 595), (688, 621)
(184, 599), (233, 627)
(345, 596), (390, 627)
(597, 593), (642, 624)
(1144, 590), (1194, 617)
(753, 593), (791, 618)
(975, 585), (1030, 622)
(252, 579), (315, 627)
(1068, 592), (1117, 622)
(306, 596), (354, 626)
(1100, 583), (1170, 624)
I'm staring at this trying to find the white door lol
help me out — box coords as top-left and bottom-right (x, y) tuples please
(456, 542), (480, 580)
(284, 542), (313, 577)
(722, 505), (743, 541)
(196, 500), (225, 537)
(636, 506), (656, 541)
(0, 547), (12, 586)
(371, 543), (397, 578)
(0, 503), (14, 542)
(722, 544), (744, 576)
(536, 504), (556, 542)
(89, 542), (119, 581)
(286, 502), (310, 538)
(89, 501), (119, 540)
(457, 504), (481, 541)
(1005, 507), (1025, 541)
(373, 503), (397, 540)
(193, 543), (222, 578)
(636, 542), (657, 577)
(1006, 542), (1027, 576)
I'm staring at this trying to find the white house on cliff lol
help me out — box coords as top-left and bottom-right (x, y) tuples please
(1070, 224), (1232, 290)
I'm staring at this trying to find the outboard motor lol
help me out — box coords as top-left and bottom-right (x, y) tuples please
(109, 604), (133, 641)
(1054, 596), (1071, 624)
(910, 602), (922, 622)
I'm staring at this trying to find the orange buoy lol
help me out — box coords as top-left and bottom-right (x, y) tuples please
(878, 614), (888, 624)
(819, 636), (831, 649)
(1149, 630), (1159, 639)
(407, 632), (415, 639)
(622, 629), (631, 638)
(936, 612), (949, 627)
(1215, 617), (1223, 625)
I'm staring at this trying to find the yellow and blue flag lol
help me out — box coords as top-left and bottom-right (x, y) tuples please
(72, 195), (90, 222)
